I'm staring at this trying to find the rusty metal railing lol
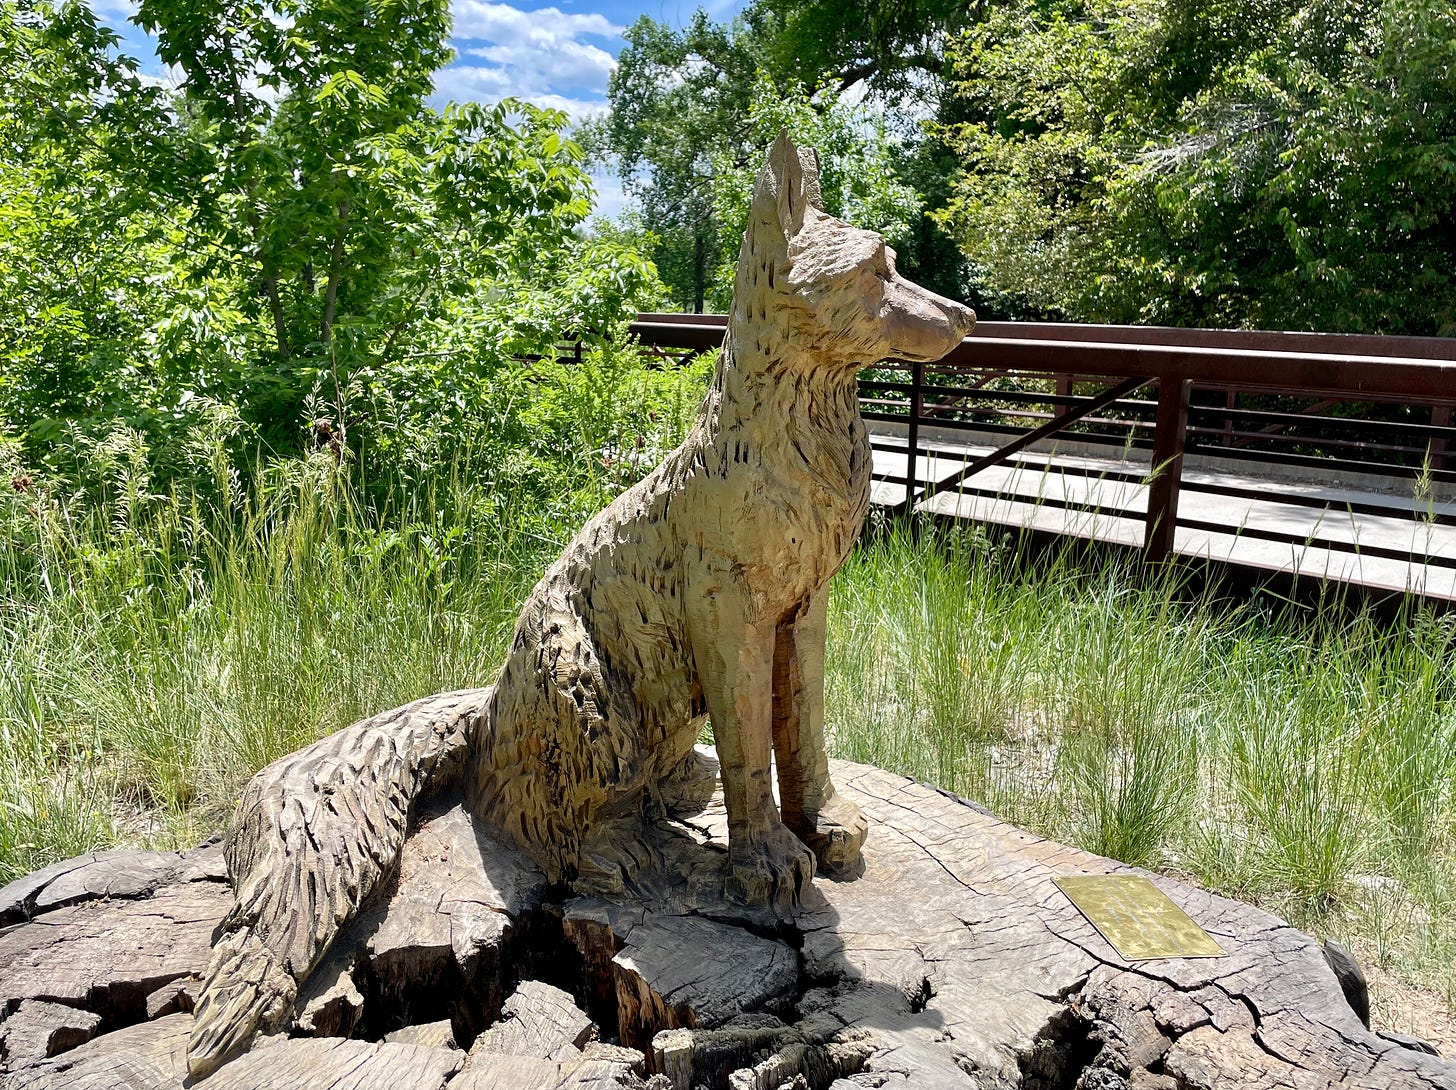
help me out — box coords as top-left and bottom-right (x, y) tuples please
(626, 313), (1456, 573)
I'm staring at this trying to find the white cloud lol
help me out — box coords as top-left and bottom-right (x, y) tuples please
(451, 1), (620, 43)
(464, 38), (615, 88)
(431, 65), (609, 121)
(92, 0), (140, 23)
(437, 1), (624, 120)
(589, 169), (627, 221)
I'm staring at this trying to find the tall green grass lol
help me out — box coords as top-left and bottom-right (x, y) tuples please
(0, 458), (550, 876)
(0, 337), (713, 880)
(2, 420), (1452, 1036)
(825, 522), (1456, 1018)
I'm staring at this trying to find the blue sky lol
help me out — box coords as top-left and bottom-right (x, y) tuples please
(92, 0), (747, 218)
(436, 0), (742, 117)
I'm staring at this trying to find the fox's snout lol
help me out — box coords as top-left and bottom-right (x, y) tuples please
(878, 274), (976, 363)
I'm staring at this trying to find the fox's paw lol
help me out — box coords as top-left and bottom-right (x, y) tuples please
(790, 793), (868, 876)
(726, 821), (815, 912)
(187, 928), (297, 1079)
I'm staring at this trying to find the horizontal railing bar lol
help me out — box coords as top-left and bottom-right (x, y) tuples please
(865, 413), (1456, 483)
(861, 412), (1154, 447)
(633, 313), (1456, 361)
(871, 367), (1452, 407)
(906, 401), (1446, 449)
(1186, 427), (1435, 457)
(869, 397), (1452, 454)
(861, 381), (1157, 411)
(1188, 406), (1456, 440)
(967, 321), (1456, 360)
(1182, 442), (1456, 483)
(629, 318), (1456, 401)
(945, 338), (1456, 402)
(871, 473), (1456, 560)
(872, 477), (1456, 551)
(902, 376), (1154, 515)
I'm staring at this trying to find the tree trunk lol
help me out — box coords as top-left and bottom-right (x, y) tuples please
(263, 276), (290, 360)
(320, 202), (352, 347)
(692, 227), (706, 315)
(2, 753), (1450, 1088)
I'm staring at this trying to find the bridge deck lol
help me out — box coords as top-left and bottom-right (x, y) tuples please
(868, 430), (1456, 602)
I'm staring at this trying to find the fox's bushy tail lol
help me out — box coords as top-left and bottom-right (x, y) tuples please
(186, 689), (487, 1079)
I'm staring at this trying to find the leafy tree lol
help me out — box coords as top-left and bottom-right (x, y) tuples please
(133, 0), (609, 438)
(585, 13), (759, 313)
(1, 0), (662, 494)
(705, 74), (922, 308)
(0, 1), (214, 460)
(589, 0), (985, 314)
(936, 0), (1456, 333)
(742, 0), (974, 97)
(590, 9), (955, 313)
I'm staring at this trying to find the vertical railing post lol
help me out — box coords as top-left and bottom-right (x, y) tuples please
(903, 358), (924, 512)
(1431, 404), (1452, 473)
(1144, 377), (1192, 562)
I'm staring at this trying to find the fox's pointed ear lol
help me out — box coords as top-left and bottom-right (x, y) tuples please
(754, 130), (824, 241)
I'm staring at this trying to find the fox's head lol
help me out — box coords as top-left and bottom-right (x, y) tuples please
(733, 131), (975, 370)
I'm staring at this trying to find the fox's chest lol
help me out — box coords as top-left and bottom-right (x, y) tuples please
(692, 412), (870, 598)
(781, 413), (871, 532)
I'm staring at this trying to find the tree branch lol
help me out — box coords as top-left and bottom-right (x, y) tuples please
(263, 277), (291, 360)
(320, 200), (352, 345)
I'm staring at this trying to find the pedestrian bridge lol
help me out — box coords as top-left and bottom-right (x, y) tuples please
(629, 315), (1456, 603)
(867, 424), (1456, 602)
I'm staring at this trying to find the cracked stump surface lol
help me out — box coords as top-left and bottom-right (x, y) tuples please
(0, 754), (1450, 1090)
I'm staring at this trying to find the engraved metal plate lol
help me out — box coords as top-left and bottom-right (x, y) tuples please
(1054, 874), (1225, 961)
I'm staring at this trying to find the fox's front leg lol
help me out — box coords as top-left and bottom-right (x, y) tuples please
(773, 590), (867, 875)
(686, 558), (814, 908)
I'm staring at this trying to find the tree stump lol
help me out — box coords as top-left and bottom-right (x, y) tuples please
(1, 752), (1450, 1090)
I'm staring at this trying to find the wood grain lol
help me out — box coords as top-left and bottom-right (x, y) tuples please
(184, 131), (975, 1076)
(0, 760), (1451, 1089)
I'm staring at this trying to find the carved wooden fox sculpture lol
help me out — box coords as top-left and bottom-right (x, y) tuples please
(187, 132), (975, 1077)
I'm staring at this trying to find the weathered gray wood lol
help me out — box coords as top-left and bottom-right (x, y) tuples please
(4, 1014), (192, 1090)
(385, 1020), (458, 1050)
(469, 981), (594, 1059)
(8, 1015), (465, 1090)
(188, 131), (976, 1076)
(337, 799), (551, 1050)
(0, 881), (227, 1018)
(561, 903), (797, 1053)
(1324, 938), (1371, 1027)
(0, 999), (101, 1064)
(452, 1048), (644, 1090)
(204, 1037), (463, 1090)
(355, 797), (544, 999)
(0, 844), (224, 926)
(144, 977), (199, 1020)
(291, 948), (363, 1038)
(5, 763), (1451, 1088)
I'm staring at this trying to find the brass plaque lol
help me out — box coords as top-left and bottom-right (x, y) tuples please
(1054, 875), (1225, 961)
